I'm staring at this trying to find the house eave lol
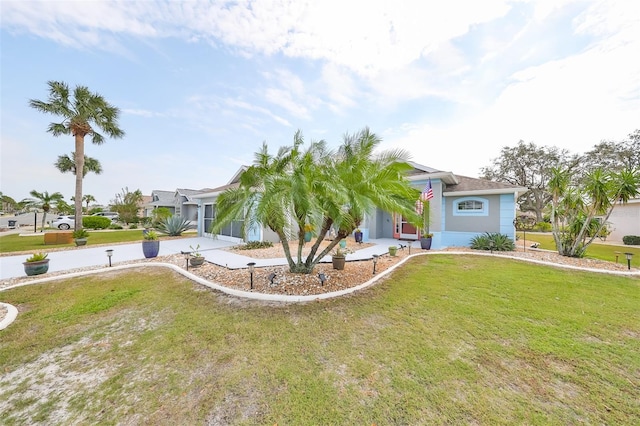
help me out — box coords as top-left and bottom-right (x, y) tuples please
(443, 187), (529, 197)
(409, 171), (459, 185)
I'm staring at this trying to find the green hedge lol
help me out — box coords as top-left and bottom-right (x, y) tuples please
(82, 216), (112, 229)
(622, 235), (640, 245)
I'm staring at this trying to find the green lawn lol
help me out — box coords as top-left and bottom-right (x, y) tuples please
(1, 256), (638, 424)
(0, 230), (194, 253)
(519, 232), (640, 265)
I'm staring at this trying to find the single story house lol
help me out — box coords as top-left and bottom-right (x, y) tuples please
(145, 188), (214, 224)
(192, 163), (528, 249)
(605, 198), (640, 241)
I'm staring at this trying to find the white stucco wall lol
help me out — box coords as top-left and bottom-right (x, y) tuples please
(607, 200), (640, 241)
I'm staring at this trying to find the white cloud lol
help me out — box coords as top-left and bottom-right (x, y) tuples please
(1, 0), (513, 75)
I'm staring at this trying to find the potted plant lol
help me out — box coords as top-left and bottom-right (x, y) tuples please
(189, 244), (205, 267)
(354, 228), (363, 243)
(142, 230), (160, 258)
(303, 223), (314, 242)
(420, 199), (433, 250)
(23, 252), (49, 276)
(420, 233), (433, 250)
(72, 228), (89, 246)
(331, 246), (351, 270)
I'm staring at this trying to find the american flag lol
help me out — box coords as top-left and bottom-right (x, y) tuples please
(415, 179), (434, 214)
(422, 179), (434, 201)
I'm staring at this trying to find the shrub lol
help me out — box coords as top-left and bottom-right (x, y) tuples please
(129, 223), (138, 229)
(238, 241), (273, 250)
(156, 216), (191, 236)
(623, 235), (640, 245)
(108, 223), (123, 230)
(82, 216), (112, 230)
(533, 221), (552, 232)
(470, 232), (515, 251)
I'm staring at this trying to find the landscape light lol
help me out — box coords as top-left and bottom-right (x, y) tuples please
(268, 273), (276, 285)
(247, 262), (256, 289)
(624, 252), (634, 270)
(106, 249), (114, 267)
(372, 254), (379, 275)
(318, 273), (327, 286)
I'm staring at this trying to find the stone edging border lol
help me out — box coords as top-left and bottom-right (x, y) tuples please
(0, 302), (18, 330)
(1, 252), (638, 330)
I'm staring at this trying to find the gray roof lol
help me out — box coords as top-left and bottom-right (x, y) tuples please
(443, 175), (528, 196)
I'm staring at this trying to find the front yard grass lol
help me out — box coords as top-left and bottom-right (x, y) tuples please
(0, 230), (193, 254)
(1, 255), (639, 424)
(519, 232), (640, 265)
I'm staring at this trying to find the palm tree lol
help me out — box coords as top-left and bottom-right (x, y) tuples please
(71, 194), (97, 213)
(55, 152), (103, 177)
(549, 166), (640, 257)
(212, 128), (421, 274)
(23, 190), (65, 231)
(83, 194), (97, 212)
(30, 81), (124, 230)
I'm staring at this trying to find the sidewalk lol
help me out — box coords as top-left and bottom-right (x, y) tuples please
(1, 237), (408, 280)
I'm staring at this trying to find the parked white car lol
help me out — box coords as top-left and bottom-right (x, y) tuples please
(92, 212), (119, 221)
(52, 216), (75, 230)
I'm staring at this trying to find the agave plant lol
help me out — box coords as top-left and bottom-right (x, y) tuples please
(470, 232), (515, 251)
(156, 216), (191, 236)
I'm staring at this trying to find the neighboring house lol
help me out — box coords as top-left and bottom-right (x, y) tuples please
(145, 190), (175, 217)
(193, 163), (528, 249)
(146, 188), (213, 224)
(138, 195), (152, 218)
(605, 198), (640, 241)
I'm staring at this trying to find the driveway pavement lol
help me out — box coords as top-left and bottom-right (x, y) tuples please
(1, 236), (411, 280)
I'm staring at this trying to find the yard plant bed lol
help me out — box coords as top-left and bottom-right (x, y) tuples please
(0, 258), (639, 424)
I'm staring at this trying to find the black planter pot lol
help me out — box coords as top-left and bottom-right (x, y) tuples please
(75, 238), (88, 246)
(420, 237), (432, 250)
(142, 240), (160, 258)
(354, 231), (363, 243)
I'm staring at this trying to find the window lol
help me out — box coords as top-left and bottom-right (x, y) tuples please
(203, 204), (214, 234)
(453, 197), (488, 216)
(458, 200), (483, 211)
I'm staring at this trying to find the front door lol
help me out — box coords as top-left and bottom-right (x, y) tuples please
(393, 214), (419, 240)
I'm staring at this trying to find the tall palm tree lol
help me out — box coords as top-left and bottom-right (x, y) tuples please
(55, 152), (103, 177)
(30, 81), (124, 230)
(212, 128), (421, 274)
(23, 190), (64, 231)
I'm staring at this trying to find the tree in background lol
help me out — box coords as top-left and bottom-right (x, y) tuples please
(22, 190), (64, 231)
(71, 194), (97, 213)
(481, 141), (578, 222)
(580, 129), (640, 174)
(212, 128), (421, 274)
(111, 187), (143, 224)
(55, 152), (103, 177)
(56, 199), (74, 215)
(1, 192), (18, 213)
(29, 81), (124, 231)
(548, 167), (640, 257)
(151, 207), (172, 225)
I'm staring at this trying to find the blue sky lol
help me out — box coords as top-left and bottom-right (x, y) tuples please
(1, 0), (638, 206)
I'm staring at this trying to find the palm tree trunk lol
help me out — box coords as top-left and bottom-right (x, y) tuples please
(74, 135), (85, 231)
